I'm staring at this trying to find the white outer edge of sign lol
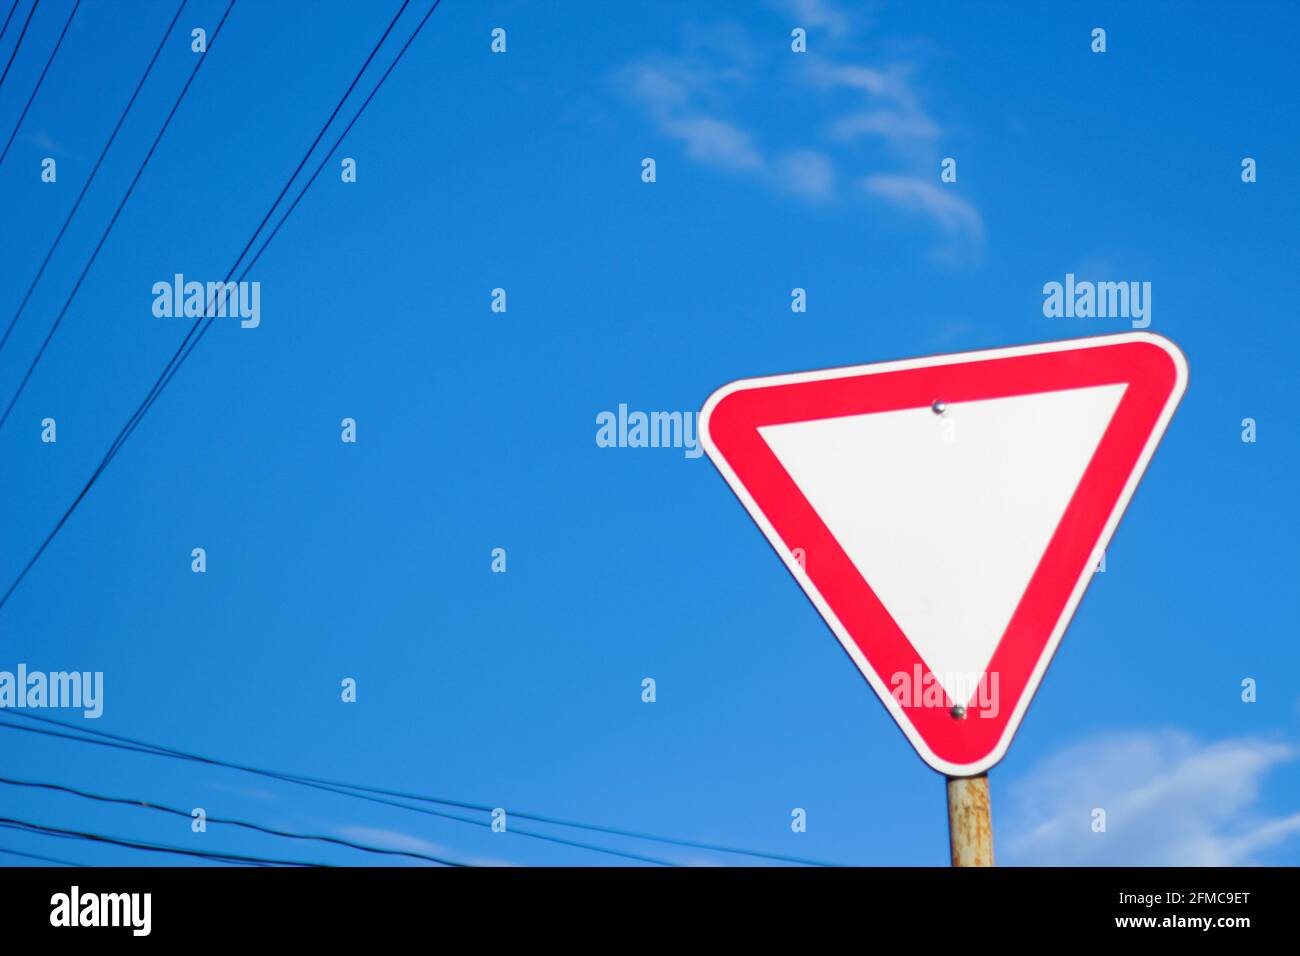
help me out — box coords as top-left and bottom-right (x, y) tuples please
(698, 331), (1190, 777)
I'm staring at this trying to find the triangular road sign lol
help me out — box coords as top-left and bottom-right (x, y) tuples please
(699, 333), (1188, 776)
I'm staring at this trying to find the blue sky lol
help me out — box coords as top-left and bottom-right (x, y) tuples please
(0, 0), (1297, 866)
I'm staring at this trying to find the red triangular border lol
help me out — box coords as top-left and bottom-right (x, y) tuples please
(701, 335), (1186, 774)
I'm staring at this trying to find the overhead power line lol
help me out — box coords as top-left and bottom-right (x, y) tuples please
(0, 2), (21, 49)
(104, 0), (427, 471)
(0, 0), (187, 356)
(0, 0), (78, 167)
(0, 817), (327, 866)
(0, 0), (436, 611)
(0, 0), (232, 438)
(0, 774), (464, 866)
(0, 0), (37, 92)
(0, 711), (833, 866)
(0, 821), (266, 866)
(0, 842), (83, 866)
(0, 715), (680, 866)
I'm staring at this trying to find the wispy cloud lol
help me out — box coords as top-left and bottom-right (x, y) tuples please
(618, 57), (834, 200)
(661, 114), (764, 172)
(863, 174), (983, 261)
(617, 0), (980, 258)
(809, 60), (947, 170)
(810, 63), (925, 112)
(618, 58), (754, 171)
(620, 58), (746, 117)
(1002, 730), (1300, 866)
(777, 149), (836, 199)
(23, 130), (63, 154)
(818, 51), (980, 258)
(202, 781), (284, 803)
(772, 0), (852, 38)
(829, 108), (941, 144)
(338, 825), (518, 867)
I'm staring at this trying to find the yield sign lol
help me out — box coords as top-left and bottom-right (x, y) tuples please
(699, 333), (1187, 776)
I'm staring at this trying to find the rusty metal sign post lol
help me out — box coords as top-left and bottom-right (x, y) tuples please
(946, 774), (993, 866)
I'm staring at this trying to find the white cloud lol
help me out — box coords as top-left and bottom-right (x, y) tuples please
(620, 60), (746, 117)
(201, 781), (282, 802)
(776, 149), (835, 199)
(830, 109), (941, 143)
(1001, 730), (1300, 866)
(23, 130), (63, 154)
(621, 62), (696, 114)
(618, 1), (981, 260)
(863, 174), (983, 245)
(812, 63), (919, 108)
(810, 61), (942, 152)
(619, 60), (763, 176)
(662, 115), (764, 172)
(773, 0), (852, 38)
(338, 825), (517, 867)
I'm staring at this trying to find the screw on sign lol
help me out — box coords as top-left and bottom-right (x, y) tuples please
(698, 333), (1188, 866)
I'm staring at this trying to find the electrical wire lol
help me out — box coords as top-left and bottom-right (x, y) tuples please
(0, 0), (78, 167)
(0, 817), (330, 866)
(0, 842), (83, 866)
(0, 711), (832, 866)
(0, 1), (22, 50)
(0, 715), (681, 866)
(106, 0), (438, 472)
(0, 0), (187, 356)
(0, 821), (267, 866)
(0, 774), (464, 866)
(0, 0), (233, 437)
(0, 0), (36, 92)
(0, 0), (431, 608)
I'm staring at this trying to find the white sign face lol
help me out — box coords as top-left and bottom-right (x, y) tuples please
(700, 333), (1188, 776)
